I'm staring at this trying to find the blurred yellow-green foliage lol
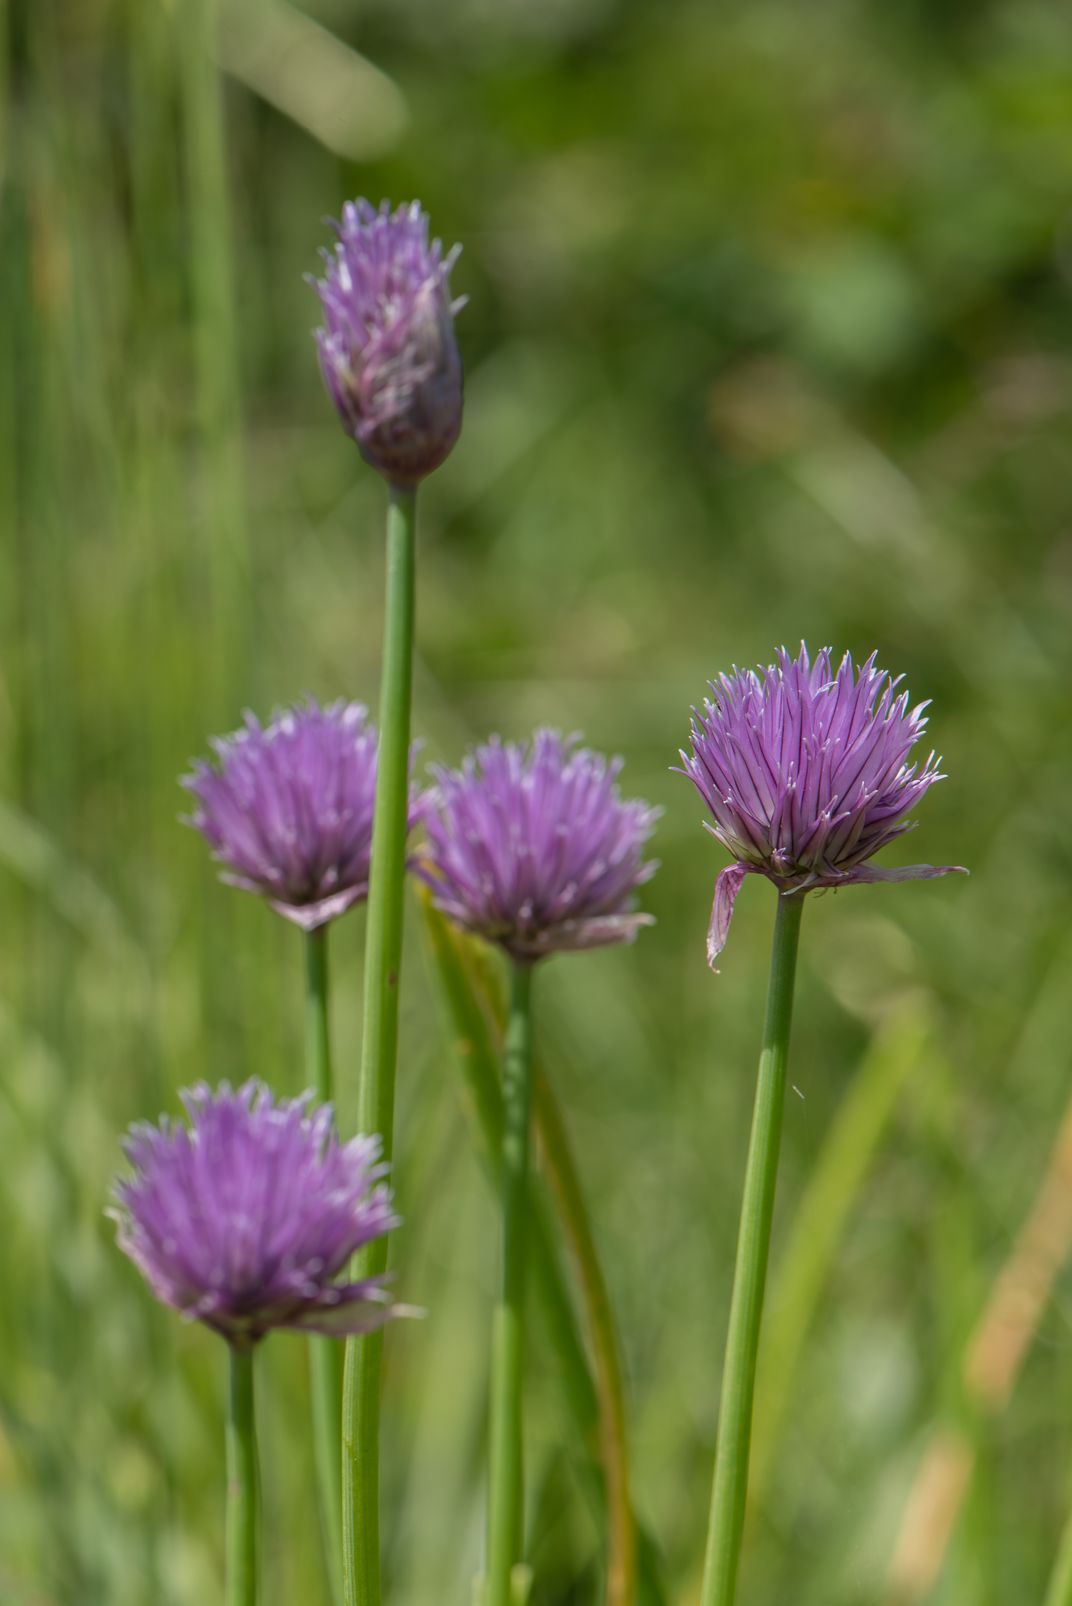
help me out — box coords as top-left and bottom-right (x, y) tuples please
(4, 1), (1072, 1602)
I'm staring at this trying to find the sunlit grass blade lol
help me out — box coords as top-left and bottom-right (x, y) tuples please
(886, 1092), (1072, 1603)
(1044, 1497), (1072, 1606)
(180, 0), (249, 713)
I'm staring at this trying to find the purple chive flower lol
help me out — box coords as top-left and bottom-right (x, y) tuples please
(311, 198), (464, 485)
(183, 698), (414, 932)
(418, 730), (660, 963)
(680, 645), (965, 967)
(111, 1082), (401, 1346)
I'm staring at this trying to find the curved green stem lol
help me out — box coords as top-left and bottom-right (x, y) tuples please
(305, 928), (344, 1606)
(226, 1345), (258, 1606)
(486, 961), (535, 1606)
(533, 1065), (636, 1606)
(419, 890), (667, 1605)
(343, 482), (417, 1606)
(700, 890), (804, 1606)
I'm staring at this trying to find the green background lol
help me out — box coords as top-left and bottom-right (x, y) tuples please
(4, 1), (1072, 1602)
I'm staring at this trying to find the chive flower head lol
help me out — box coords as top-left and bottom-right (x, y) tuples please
(111, 1082), (400, 1346)
(183, 698), (411, 932)
(680, 645), (964, 966)
(418, 730), (660, 963)
(312, 198), (464, 484)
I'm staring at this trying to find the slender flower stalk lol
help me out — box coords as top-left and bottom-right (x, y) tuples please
(680, 644), (962, 1606)
(311, 196), (464, 1606)
(486, 963), (535, 1606)
(305, 929), (344, 1606)
(700, 890), (802, 1606)
(227, 1345), (258, 1606)
(421, 889), (662, 1606)
(420, 730), (658, 1598)
(342, 483), (418, 1606)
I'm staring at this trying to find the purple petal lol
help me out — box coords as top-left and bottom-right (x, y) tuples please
(707, 863), (753, 970)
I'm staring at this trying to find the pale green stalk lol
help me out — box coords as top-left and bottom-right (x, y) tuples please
(227, 1345), (258, 1606)
(486, 961), (535, 1606)
(700, 891), (803, 1606)
(305, 928), (344, 1606)
(532, 1067), (636, 1606)
(343, 483), (417, 1606)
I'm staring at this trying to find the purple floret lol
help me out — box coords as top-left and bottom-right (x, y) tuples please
(679, 645), (964, 967)
(311, 198), (464, 484)
(182, 698), (413, 932)
(417, 730), (660, 963)
(111, 1082), (401, 1346)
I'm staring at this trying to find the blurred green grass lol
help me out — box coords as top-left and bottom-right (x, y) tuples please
(4, 0), (1072, 1602)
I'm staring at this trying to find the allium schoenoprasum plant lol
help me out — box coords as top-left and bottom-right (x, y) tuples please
(110, 1083), (406, 1606)
(182, 696), (420, 1601)
(309, 197), (464, 1606)
(678, 645), (965, 1606)
(418, 730), (659, 1606)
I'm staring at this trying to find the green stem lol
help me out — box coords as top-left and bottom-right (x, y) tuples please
(419, 890), (667, 1606)
(533, 1067), (636, 1606)
(305, 928), (344, 1606)
(486, 961), (535, 1606)
(343, 482), (418, 1606)
(226, 1345), (258, 1606)
(700, 890), (804, 1606)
